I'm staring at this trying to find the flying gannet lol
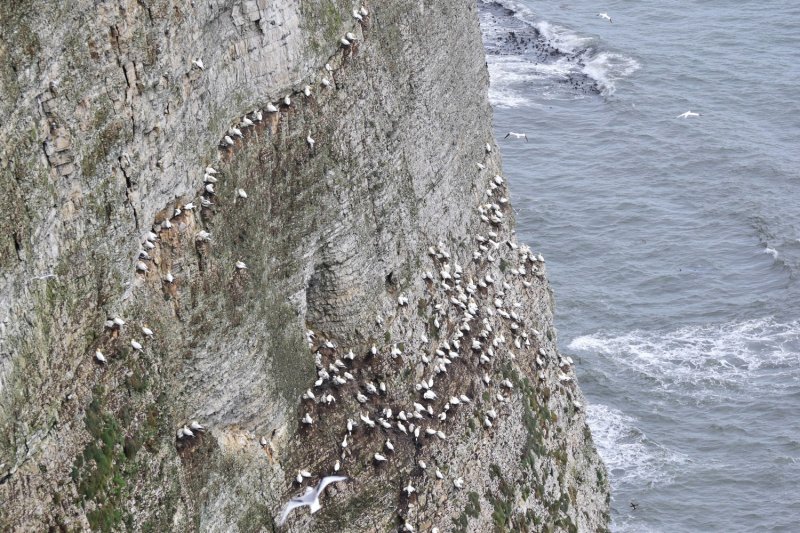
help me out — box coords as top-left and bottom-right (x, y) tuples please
(279, 476), (348, 525)
(504, 132), (528, 142)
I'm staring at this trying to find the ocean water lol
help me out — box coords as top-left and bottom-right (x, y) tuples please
(479, 1), (800, 531)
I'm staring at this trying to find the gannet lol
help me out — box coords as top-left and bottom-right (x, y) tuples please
(346, 32), (356, 41)
(182, 425), (194, 438)
(241, 116), (254, 127)
(205, 183), (215, 194)
(204, 174), (218, 184)
(266, 103), (278, 113)
(359, 6), (368, 16)
(279, 475), (348, 525)
(598, 12), (612, 22)
(504, 132), (528, 142)
(95, 350), (107, 363)
(385, 439), (394, 452)
(373, 453), (387, 462)
(228, 127), (243, 138)
(142, 326), (154, 337)
(164, 272), (174, 283)
(353, 10), (363, 21)
(189, 420), (205, 432)
(403, 481), (415, 495)
(435, 468), (444, 479)
(321, 77), (331, 87)
(236, 188), (247, 199)
(131, 339), (143, 351)
(235, 261), (248, 270)
(223, 135), (234, 146)
(284, 95), (291, 106)
(192, 58), (204, 70)
(677, 111), (702, 118)
(341, 37), (351, 46)
(307, 135), (315, 149)
(302, 413), (313, 425)
(453, 477), (464, 489)
(136, 261), (148, 272)
(195, 230), (211, 242)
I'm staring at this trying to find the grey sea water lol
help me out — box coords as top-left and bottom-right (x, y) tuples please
(479, 0), (800, 531)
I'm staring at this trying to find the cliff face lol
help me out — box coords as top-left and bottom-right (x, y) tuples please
(0, 1), (609, 531)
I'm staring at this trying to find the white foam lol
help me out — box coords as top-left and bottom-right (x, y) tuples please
(533, 20), (593, 56)
(487, 56), (578, 107)
(763, 246), (779, 260)
(569, 317), (800, 392)
(587, 404), (688, 487)
(480, 0), (639, 100)
(581, 52), (641, 96)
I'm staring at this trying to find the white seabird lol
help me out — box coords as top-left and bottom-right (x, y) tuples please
(677, 110), (702, 118)
(403, 481), (415, 495)
(206, 166), (217, 175)
(266, 103), (278, 113)
(223, 135), (235, 146)
(307, 135), (315, 149)
(236, 188), (248, 199)
(279, 475), (348, 526)
(136, 261), (148, 272)
(598, 12), (612, 23)
(235, 261), (248, 270)
(192, 58), (204, 70)
(504, 132), (528, 142)
(95, 350), (107, 363)
(284, 95), (291, 106)
(131, 340), (143, 351)
(302, 413), (313, 425)
(142, 326), (154, 337)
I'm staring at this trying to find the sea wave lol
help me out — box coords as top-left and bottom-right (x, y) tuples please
(587, 403), (688, 487)
(479, 0), (639, 101)
(569, 317), (800, 392)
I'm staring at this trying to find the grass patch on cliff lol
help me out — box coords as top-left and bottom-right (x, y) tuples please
(72, 388), (141, 532)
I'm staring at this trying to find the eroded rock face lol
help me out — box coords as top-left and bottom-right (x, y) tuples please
(0, 1), (609, 531)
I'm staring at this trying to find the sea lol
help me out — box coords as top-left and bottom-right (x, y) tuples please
(478, 1), (800, 531)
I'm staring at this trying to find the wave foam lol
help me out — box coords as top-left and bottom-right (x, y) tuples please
(569, 317), (800, 391)
(587, 404), (688, 487)
(480, 0), (639, 100)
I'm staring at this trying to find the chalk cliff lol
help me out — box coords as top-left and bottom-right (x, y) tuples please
(0, 1), (609, 531)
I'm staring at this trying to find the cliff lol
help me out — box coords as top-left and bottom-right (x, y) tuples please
(0, 1), (609, 531)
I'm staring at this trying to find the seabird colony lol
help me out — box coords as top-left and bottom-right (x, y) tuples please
(90, 2), (579, 529)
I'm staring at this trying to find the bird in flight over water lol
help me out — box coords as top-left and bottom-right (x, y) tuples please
(504, 132), (528, 142)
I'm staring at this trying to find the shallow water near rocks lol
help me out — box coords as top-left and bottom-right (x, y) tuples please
(480, 0), (800, 531)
